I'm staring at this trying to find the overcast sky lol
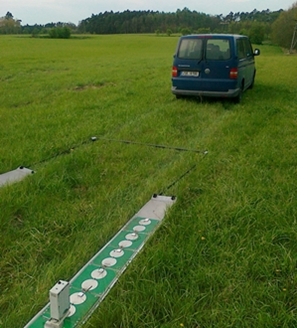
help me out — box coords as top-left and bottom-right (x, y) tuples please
(0, 0), (295, 25)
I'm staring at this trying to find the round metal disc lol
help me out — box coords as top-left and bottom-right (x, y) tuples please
(110, 249), (124, 258)
(133, 225), (146, 232)
(91, 268), (107, 279)
(70, 292), (87, 305)
(139, 218), (151, 225)
(119, 240), (132, 248)
(102, 257), (117, 267)
(68, 305), (76, 317)
(125, 233), (138, 240)
(81, 279), (98, 291)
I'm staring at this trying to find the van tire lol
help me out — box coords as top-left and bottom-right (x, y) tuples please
(233, 87), (243, 104)
(176, 95), (184, 99)
(248, 71), (256, 89)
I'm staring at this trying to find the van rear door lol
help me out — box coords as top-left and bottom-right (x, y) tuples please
(172, 36), (204, 90)
(172, 37), (203, 91)
(201, 37), (235, 92)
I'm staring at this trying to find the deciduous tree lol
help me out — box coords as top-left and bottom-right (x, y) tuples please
(271, 2), (297, 49)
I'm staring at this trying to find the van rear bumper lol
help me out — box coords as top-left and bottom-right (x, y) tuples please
(171, 86), (241, 98)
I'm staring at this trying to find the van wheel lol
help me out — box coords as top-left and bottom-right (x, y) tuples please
(249, 72), (256, 89)
(233, 88), (243, 104)
(176, 95), (184, 99)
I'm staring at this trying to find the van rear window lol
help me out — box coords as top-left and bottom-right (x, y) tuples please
(178, 39), (203, 60)
(206, 39), (230, 60)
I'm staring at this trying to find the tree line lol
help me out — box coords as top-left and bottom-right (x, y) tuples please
(77, 7), (281, 38)
(1, 3), (297, 48)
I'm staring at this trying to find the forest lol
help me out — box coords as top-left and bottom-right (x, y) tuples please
(77, 8), (281, 36)
(0, 4), (297, 48)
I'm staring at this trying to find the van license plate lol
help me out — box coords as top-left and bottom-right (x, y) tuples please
(181, 71), (199, 77)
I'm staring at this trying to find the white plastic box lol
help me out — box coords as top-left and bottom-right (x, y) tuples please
(49, 280), (70, 320)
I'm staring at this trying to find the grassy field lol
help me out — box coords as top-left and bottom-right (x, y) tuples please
(0, 34), (297, 328)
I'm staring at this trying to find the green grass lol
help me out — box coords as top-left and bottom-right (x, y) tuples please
(0, 35), (297, 328)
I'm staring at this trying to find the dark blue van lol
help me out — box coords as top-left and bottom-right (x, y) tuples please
(171, 34), (260, 102)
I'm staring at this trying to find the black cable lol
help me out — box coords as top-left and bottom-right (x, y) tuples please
(2, 135), (209, 199)
(95, 136), (207, 154)
(159, 164), (197, 195)
(25, 139), (91, 168)
(20, 135), (207, 173)
(158, 152), (208, 195)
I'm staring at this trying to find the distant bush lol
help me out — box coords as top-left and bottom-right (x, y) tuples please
(166, 28), (172, 36)
(49, 26), (71, 39)
(180, 27), (191, 35)
(195, 27), (211, 34)
(248, 23), (265, 44)
(31, 28), (40, 38)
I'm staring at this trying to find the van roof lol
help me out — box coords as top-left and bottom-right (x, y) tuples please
(182, 34), (247, 39)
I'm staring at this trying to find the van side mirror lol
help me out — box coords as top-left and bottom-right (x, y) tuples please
(254, 49), (260, 56)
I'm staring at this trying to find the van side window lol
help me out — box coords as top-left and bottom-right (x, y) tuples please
(237, 39), (245, 59)
(178, 39), (203, 60)
(237, 38), (253, 59)
(243, 39), (253, 57)
(206, 39), (230, 60)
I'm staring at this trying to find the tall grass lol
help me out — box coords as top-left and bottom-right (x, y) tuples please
(0, 35), (297, 327)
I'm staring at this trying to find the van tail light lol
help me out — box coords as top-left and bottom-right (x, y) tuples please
(229, 68), (238, 79)
(172, 66), (178, 77)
